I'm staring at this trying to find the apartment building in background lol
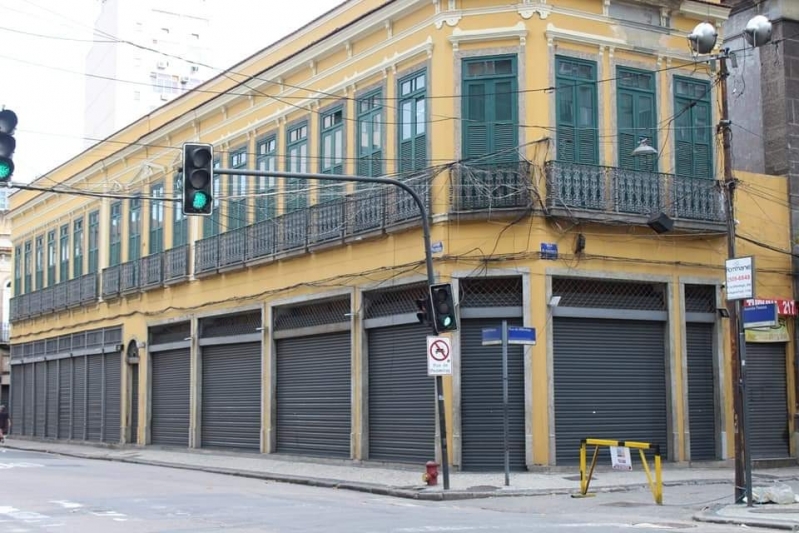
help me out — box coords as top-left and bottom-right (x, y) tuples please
(7, 0), (797, 469)
(0, 200), (12, 409)
(84, 0), (211, 144)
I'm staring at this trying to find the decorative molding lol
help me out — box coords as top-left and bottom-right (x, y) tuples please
(434, 12), (462, 29)
(603, 0), (610, 17)
(679, 0), (730, 22)
(221, 106), (228, 121)
(660, 8), (670, 27)
(309, 60), (317, 76)
(385, 20), (393, 39)
(346, 41), (353, 59)
(448, 22), (528, 52)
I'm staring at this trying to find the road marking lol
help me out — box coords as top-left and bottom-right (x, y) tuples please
(0, 462), (44, 469)
(49, 501), (83, 510)
(91, 510), (128, 522)
(0, 507), (52, 523)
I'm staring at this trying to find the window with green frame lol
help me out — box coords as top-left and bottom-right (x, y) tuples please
(13, 245), (21, 296)
(47, 230), (56, 286)
(73, 217), (84, 278)
(23, 240), (32, 293)
(129, 197), (141, 261)
(255, 136), (277, 222)
(109, 201), (122, 266)
(398, 71), (426, 173)
(555, 56), (598, 165)
(674, 76), (712, 179)
(59, 224), (69, 282)
(172, 172), (188, 247)
(228, 149), (248, 230)
(617, 67), (657, 171)
(285, 122), (309, 212)
(357, 91), (382, 180)
(203, 160), (221, 238)
(462, 56), (518, 163)
(88, 210), (99, 273)
(34, 235), (43, 289)
(149, 183), (164, 254)
(319, 107), (344, 202)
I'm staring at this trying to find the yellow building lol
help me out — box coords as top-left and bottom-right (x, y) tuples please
(6, 0), (796, 469)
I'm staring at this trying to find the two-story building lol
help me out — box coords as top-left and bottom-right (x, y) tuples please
(6, 0), (796, 469)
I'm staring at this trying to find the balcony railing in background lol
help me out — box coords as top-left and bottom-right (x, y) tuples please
(544, 161), (725, 224)
(450, 161), (532, 212)
(9, 273), (99, 324)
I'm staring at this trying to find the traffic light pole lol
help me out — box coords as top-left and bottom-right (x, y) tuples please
(215, 167), (450, 490)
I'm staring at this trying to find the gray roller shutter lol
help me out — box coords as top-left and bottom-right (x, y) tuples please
(11, 365), (23, 436)
(86, 355), (103, 441)
(72, 357), (86, 440)
(46, 360), (58, 439)
(130, 364), (139, 443)
(201, 343), (261, 451)
(746, 342), (790, 459)
(276, 332), (351, 457)
(24, 364), (34, 436)
(368, 323), (434, 464)
(35, 362), (45, 437)
(686, 323), (717, 461)
(103, 352), (121, 443)
(58, 359), (71, 440)
(460, 319), (526, 471)
(554, 318), (668, 465)
(151, 348), (190, 447)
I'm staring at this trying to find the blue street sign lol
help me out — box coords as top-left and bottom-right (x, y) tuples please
(508, 326), (536, 345)
(482, 327), (502, 346)
(540, 242), (558, 260)
(431, 241), (444, 254)
(742, 303), (778, 329)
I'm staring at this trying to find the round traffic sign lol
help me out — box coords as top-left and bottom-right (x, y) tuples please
(430, 340), (450, 361)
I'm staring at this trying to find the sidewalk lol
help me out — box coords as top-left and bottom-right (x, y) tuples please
(695, 502), (799, 531)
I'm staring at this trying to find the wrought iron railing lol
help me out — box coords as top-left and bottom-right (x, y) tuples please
(8, 272), (99, 324)
(450, 161), (532, 211)
(164, 245), (190, 283)
(141, 253), (163, 288)
(102, 264), (121, 299)
(544, 161), (724, 223)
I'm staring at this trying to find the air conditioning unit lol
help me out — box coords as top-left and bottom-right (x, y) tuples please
(156, 60), (168, 69)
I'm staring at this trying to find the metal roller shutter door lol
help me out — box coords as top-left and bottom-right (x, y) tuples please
(11, 366), (23, 436)
(461, 319), (526, 471)
(86, 355), (103, 441)
(554, 318), (668, 465)
(747, 342), (790, 458)
(130, 364), (139, 443)
(46, 360), (58, 439)
(686, 323), (717, 461)
(103, 352), (121, 443)
(368, 323), (434, 464)
(151, 349), (191, 447)
(72, 357), (86, 440)
(58, 359), (72, 440)
(35, 362), (45, 437)
(24, 364), (34, 436)
(276, 332), (351, 457)
(201, 343), (261, 451)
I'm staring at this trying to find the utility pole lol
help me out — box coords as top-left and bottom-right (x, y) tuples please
(719, 51), (753, 508)
(214, 167), (451, 490)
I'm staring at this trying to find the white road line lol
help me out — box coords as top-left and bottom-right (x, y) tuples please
(49, 501), (83, 510)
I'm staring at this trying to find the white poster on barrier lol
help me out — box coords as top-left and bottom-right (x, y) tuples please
(610, 446), (633, 471)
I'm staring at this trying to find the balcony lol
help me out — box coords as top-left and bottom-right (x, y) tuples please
(544, 161), (725, 229)
(8, 272), (99, 324)
(450, 161), (532, 213)
(164, 245), (190, 284)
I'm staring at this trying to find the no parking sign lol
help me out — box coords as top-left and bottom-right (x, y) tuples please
(427, 336), (452, 376)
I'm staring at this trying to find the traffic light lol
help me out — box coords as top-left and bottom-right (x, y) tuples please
(0, 109), (18, 183)
(415, 297), (430, 325)
(182, 142), (214, 215)
(430, 283), (458, 332)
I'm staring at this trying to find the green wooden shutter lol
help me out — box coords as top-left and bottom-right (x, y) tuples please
(556, 57), (598, 165)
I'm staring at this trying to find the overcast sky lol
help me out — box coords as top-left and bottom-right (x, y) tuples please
(0, 0), (343, 184)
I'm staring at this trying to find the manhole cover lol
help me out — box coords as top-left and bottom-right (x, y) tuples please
(466, 485), (499, 491)
(601, 502), (650, 508)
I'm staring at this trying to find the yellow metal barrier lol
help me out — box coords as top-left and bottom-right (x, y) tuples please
(575, 438), (663, 505)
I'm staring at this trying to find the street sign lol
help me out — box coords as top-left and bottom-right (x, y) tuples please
(725, 256), (755, 300)
(481, 327), (502, 346)
(427, 336), (452, 376)
(742, 303), (778, 329)
(744, 298), (797, 316)
(431, 241), (444, 254)
(540, 242), (558, 260)
(507, 326), (536, 345)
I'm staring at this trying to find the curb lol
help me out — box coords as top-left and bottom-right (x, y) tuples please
(693, 506), (799, 531)
(7, 443), (799, 502)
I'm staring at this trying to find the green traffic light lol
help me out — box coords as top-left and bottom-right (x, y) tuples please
(442, 316), (452, 327)
(0, 162), (11, 180)
(192, 191), (209, 210)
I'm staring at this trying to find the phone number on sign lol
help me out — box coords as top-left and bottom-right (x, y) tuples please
(728, 275), (751, 282)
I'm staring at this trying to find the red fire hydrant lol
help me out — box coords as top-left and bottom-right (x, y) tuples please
(422, 461), (439, 486)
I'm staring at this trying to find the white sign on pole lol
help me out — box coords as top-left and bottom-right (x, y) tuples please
(725, 256), (755, 301)
(610, 446), (633, 471)
(427, 335), (452, 376)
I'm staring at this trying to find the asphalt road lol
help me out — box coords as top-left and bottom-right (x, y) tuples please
(0, 448), (734, 532)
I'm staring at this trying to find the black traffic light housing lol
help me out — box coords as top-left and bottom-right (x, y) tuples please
(416, 297), (430, 326)
(430, 283), (458, 333)
(0, 109), (18, 183)
(182, 142), (214, 216)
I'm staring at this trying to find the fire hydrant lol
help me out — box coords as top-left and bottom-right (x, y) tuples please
(422, 461), (439, 486)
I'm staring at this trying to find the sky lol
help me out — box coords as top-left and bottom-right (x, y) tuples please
(0, 0), (343, 184)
